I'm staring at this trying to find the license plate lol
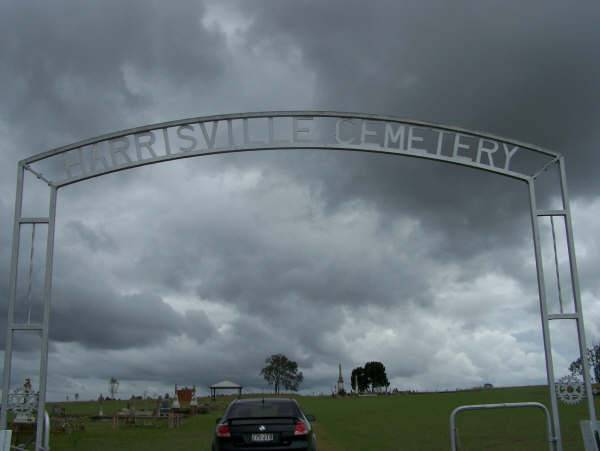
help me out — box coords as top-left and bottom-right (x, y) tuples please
(251, 433), (274, 442)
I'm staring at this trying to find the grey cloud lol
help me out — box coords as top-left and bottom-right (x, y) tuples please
(183, 309), (216, 344)
(2, 0), (599, 400)
(242, 1), (600, 146)
(111, 168), (432, 312)
(46, 162), (550, 389)
(238, 0), (600, 212)
(65, 220), (118, 253)
(46, 232), (217, 350)
(50, 285), (184, 349)
(0, 0), (229, 152)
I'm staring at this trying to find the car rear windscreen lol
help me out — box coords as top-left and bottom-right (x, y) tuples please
(227, 401), (301, 419)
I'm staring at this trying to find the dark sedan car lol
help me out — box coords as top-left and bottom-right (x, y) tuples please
(212, 398), (317, 451)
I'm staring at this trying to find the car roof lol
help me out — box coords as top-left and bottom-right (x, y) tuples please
(230, 398), (297, 404)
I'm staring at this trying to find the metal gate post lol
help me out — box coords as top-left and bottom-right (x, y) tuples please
(558, 157), (597, 424)
(1, 163), (57, 451)
(528, 178), (562, 451)
(0, 163), (24, 430)
(35, 186), (57, 450)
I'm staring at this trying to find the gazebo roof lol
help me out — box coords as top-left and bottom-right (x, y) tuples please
(210, 380), (242, 389)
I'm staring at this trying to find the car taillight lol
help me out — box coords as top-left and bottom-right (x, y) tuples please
(294, 420), (308, 436)
(216, 424), (231, 438)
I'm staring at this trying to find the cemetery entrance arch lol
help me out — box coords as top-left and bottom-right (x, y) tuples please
(0, 111), (596, 450)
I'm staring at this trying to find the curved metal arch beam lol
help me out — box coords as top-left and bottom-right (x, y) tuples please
(21, 111), (560, 188)
(52, 144), (531, 188)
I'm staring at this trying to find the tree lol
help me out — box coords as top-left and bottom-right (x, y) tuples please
(260, 354), (304, 394)
(569, 344), (600, 383)
(364, 361), (390, 391)
(351, 362), (390, 392)
(351, 367), (369, 392)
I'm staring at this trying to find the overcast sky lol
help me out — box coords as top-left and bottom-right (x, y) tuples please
(2, 1), (600, 401)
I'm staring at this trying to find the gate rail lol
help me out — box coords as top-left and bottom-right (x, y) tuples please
(450, 402), (555, 451)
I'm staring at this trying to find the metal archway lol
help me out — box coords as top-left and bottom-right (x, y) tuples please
(1, 111), (596, 450)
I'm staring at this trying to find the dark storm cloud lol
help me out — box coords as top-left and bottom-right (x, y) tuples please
(40, 162), (442, 388)
(2, 0), (600, 398)
(238, 0), (600, 217)
(93, 164), (431, 312)
(64, 220), (118, 253)
(46, 234), (219, 350)
(49, 309), (350, 392)
(242, 0), (600, 154)
(183, 310), (216, 344)
(245, 151), (534, 265)
(50, 285), (183, 349)
(41, 158), (550, 392)
(0, 0), (241, 375)
(0, 0), (228, 152)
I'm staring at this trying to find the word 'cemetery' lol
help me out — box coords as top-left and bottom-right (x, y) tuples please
(62, 116), (522, 183)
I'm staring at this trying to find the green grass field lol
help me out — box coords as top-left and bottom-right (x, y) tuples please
(23, 386), (597, 450)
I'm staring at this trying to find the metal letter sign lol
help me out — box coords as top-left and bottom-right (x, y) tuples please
(38, 113), (532, 186)
(0, 111), (595, 450)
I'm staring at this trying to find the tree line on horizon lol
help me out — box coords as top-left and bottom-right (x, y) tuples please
(351, 361), (390, 392)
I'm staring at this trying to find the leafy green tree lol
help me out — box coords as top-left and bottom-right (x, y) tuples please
(261, 354), (304, 394)
(570, 344), (600, 383)
(364, 361), (390, 391)
(351, 366), (369, 392)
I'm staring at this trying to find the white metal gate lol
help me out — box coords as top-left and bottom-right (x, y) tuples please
(0, 111), (596, 450)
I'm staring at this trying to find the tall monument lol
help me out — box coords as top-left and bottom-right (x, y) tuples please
(336, 363), (344, 394)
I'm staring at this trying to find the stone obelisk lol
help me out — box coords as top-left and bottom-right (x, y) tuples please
(337, 363), (344, 394)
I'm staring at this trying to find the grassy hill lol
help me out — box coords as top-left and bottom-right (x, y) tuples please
(33, 385), (597, 450)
